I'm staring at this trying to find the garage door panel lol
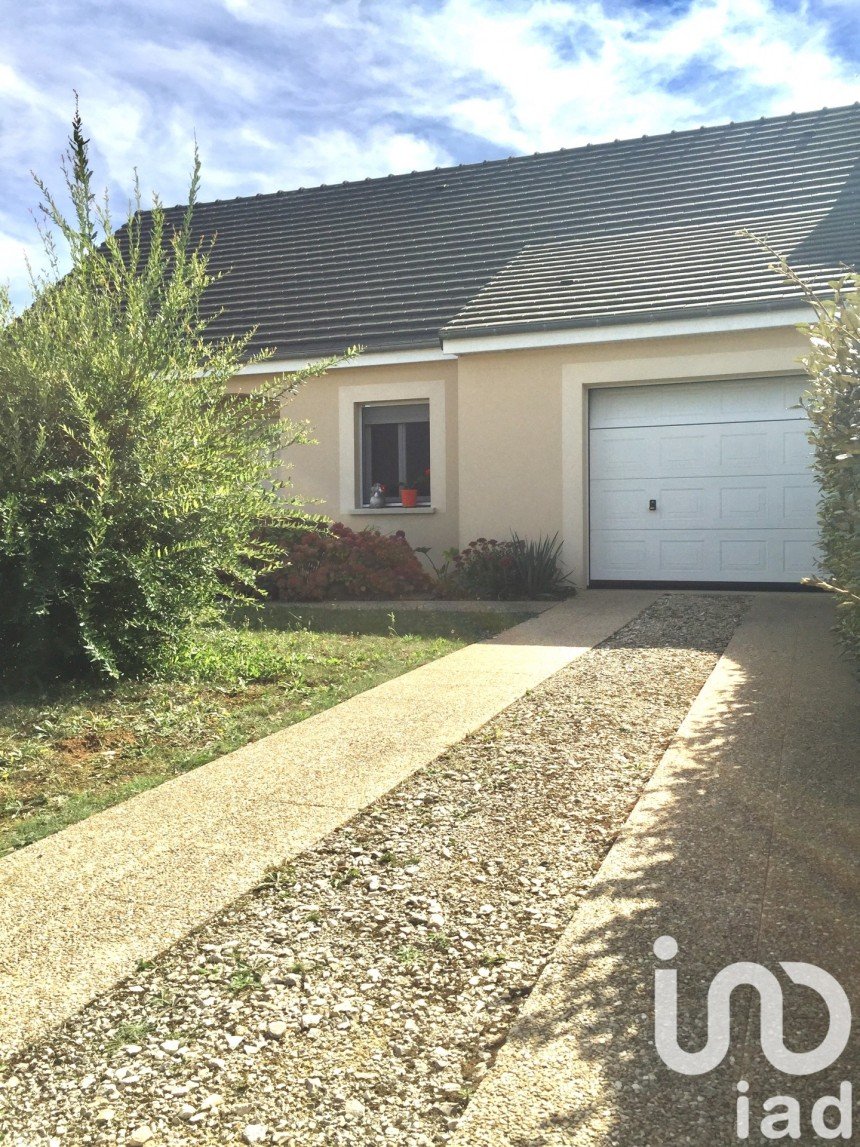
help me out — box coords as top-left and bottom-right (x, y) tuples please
(782, 426), (814, 467)
(589, 378), (807, 428)
(719, 538), (767, 574)
(783, 537), (819, 575)
(588, 378), (819, 584)
(591, 475), (817, 531)
(591, 529), (819, 581)
(783, 482), (818, 520)
(591, 421), (813, 480)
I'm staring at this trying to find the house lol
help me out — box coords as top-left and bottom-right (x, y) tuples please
(198, 103), (859, 587)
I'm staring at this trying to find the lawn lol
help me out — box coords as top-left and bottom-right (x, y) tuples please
(0, 605), (531, 856)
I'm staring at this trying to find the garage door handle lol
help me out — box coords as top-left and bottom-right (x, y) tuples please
(649, 499), (657, 511)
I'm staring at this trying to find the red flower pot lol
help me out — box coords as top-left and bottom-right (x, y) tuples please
(400, 487), (418, 508)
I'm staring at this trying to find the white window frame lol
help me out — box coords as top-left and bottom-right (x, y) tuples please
(338, 379), (446, 514)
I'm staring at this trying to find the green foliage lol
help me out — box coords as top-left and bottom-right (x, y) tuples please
(448, 538), (520, 599)
(801, 281), (860, 658)
(746, 232), (859, 660)
(227, 955), (263, 994)
(151, 622), (305, 685)
(0, 106), (355, 680)
(430, 534), (575, 600)
(508, 532), (574, 599)
(254, 511), (333, 553)
(104, 1021), (153, 1054)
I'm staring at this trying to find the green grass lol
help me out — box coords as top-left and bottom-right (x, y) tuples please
(395, 945), (424, 967)
(0, 605), (530, 855)
(227, 956), (263, 994)
(104, 1020), (153, 1054)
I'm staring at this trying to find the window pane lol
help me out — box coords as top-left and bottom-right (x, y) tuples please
(366, 422), (399, 501)
(405, 420), (431, 496)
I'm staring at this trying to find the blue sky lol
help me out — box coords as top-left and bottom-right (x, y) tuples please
(2, 0), (858, 308)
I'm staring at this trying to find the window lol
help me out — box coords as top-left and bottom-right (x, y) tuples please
(360, 401), (431, 505)
(338, 379), (445, 514)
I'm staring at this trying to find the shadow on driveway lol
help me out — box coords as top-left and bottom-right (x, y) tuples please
(455, 594), (859, 1147)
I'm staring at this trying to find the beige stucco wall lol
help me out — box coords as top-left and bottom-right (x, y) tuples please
(456, 345), (571, 550)
(233, 323), (811, 588)
(232, 360), (460, 564)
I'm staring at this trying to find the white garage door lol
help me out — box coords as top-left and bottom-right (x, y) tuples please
(589, 378), (819, 584)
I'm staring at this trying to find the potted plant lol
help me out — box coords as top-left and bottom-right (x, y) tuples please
(399, 468), (430, 508)
(399, 482), (419, 508)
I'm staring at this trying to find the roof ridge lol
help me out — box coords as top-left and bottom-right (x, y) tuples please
(174, 102), (860, 213)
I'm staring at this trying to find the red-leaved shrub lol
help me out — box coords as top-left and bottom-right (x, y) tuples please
(263, 523), (433, 601)
(444, 537), (519, 599)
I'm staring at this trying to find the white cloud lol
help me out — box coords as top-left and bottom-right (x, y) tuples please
(662, 0), (859, 111)
(0, 60), (68, 168)
(0, 226), (49, 312)
(1, 0), (858, 308)
(132, 41), (263, 104)
(266, 126), (454, 189)
(398, 0), (859, 152)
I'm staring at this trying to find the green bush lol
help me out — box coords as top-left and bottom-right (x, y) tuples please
(509, 532), (574, 599)
(433, 534), (574, 600)
(0, 109), (353, 681)
(441, 538), (517, 599)
(749, 233), (859, 661)
(254, 512), (334, 555)
(800, 273), (860, 661)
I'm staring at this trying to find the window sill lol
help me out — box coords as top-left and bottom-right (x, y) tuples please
(347, 506), (437, 515)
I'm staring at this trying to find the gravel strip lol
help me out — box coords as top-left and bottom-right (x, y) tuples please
(0, 594), (748, 1147)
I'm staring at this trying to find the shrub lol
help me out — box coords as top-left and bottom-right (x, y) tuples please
(435, 534), (574, 600)
(0, 108), (354, 681)
(746, 231), (859, 661)
(445, 538), (520, 600)
(798, 272), (860, 661)
(263, 523), (433, 601)
(509, 532), (574, 599)
(254, 512), (334, 554)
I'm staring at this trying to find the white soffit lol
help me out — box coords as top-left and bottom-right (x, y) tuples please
(238, 347), (456, 375)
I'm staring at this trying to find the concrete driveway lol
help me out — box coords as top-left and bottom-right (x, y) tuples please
(452, 592), (859, 1146)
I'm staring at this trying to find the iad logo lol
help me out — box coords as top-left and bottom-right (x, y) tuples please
(653, 935), (851, 1076)
(653, 936), (854, 1140)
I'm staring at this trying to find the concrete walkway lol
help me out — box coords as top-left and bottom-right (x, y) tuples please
(451, 593), (859, 1147)
(0, 590), (655, 1059)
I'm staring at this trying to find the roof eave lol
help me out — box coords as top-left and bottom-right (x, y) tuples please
(440, 300), (816, 354)
(439, 297), (818, 340)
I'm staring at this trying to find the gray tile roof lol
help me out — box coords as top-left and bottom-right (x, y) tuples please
(174, 104), (860, 358)
(442, 206), (859, 338)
